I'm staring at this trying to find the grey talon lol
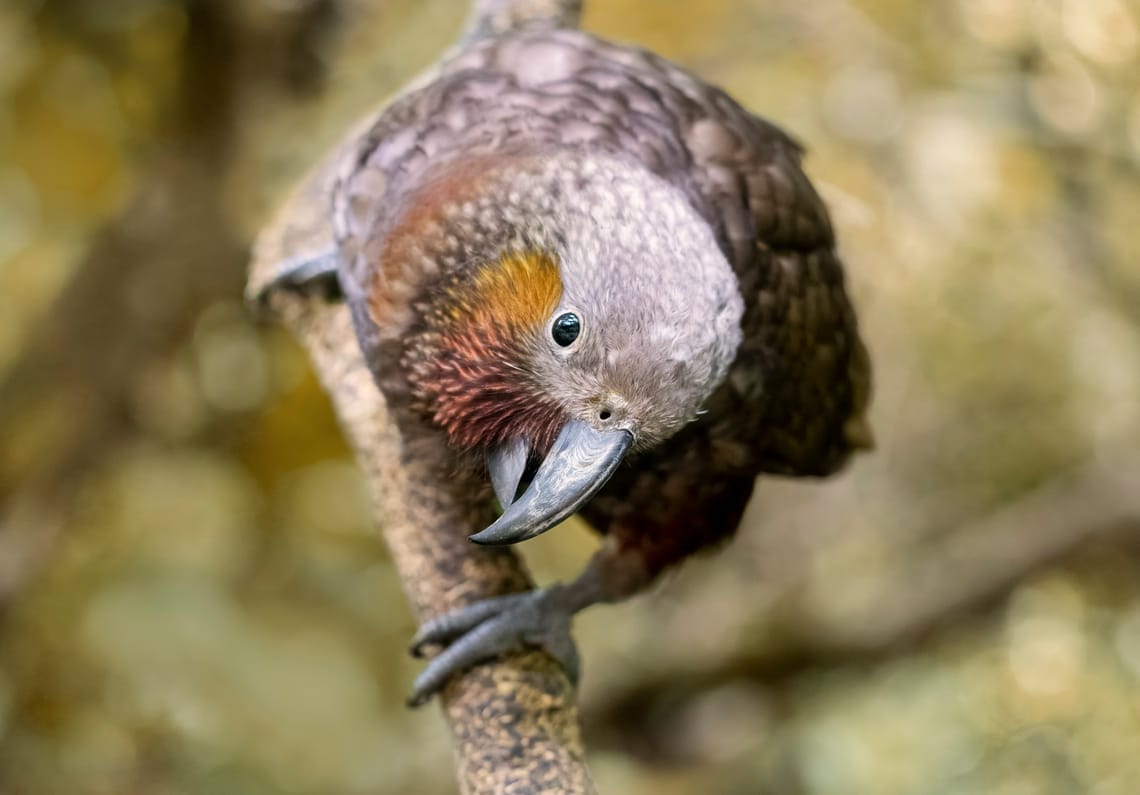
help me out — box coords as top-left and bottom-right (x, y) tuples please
(406, 588), (582, 707)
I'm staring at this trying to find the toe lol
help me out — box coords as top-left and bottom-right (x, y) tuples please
(405, 587), (581, 707)
(409, 592), (532, 657)
(408, 619), (517, 706)
(249, 250), (342, 311)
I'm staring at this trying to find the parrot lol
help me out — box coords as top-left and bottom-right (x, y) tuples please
(256, 0), (873, 707)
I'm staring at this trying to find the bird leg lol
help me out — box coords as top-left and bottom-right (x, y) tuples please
(407, 548), (643, 706)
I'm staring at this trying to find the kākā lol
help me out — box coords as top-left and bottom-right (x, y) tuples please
(256, 0), (873, 706)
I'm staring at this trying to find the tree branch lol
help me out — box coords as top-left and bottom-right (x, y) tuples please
(250, 159), (595, 795)
(462, 0), (582, 42)
(246, 2), (599, 788)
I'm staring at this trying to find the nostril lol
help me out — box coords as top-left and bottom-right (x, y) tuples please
(598, 409), (612, 422)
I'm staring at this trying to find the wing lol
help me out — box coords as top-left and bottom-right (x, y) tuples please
(458, 30), (874, 475)
(327, 29), (871, 476)
(584, 39), (874, 476)
(676, 97), (875, 477)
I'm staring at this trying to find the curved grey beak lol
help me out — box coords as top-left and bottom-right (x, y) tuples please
(487, 435), (530, 509)
(471, 420), (634, 545)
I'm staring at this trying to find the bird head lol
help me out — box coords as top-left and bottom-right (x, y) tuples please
(387, 153), (744, 544)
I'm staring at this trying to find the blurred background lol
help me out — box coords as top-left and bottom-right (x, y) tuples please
(2, 0), (1139, 792)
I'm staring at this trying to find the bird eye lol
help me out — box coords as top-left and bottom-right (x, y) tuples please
(551, 312), (581, 347)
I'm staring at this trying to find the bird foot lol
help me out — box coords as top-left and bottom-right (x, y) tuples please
(252, 250), (342, 306)
(407, 587), (580, 707)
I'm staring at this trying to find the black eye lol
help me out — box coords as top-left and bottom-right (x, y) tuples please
(551, 312), (581, 347)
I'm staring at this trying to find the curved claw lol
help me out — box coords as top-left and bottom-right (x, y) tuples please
(409, 593), (526, 658)
(249, 250), (342, 309)
(406, 589), (580, 708)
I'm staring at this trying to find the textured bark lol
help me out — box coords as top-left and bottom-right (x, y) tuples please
(249, 52), (597, 781)
(462, 0), (583, 41)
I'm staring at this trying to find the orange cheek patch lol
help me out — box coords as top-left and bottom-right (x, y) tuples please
(448, 250), (563, 337)
(408, 248), (568, 452)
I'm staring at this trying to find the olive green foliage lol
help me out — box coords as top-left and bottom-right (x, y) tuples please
(1, 0), (1138, 793)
